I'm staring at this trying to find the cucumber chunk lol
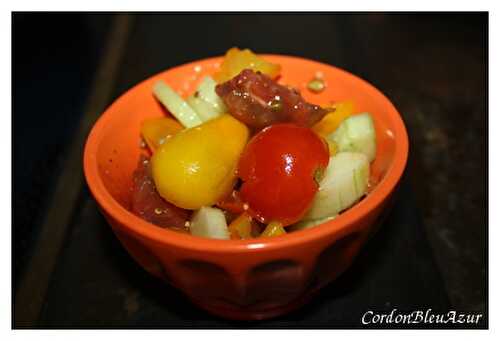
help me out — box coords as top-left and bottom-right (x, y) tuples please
(189, 206), (230, 240)
(329, 113), (376, 162)
(304, 152), (370, 220)
(290, 215), (336, 231)
(186, 94), (221, 122)
(153, 81), (202, 128)
(186, 76), (226, 122)
(195, 76), (227, 112)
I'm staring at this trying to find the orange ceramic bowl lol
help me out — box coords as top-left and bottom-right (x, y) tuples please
(83, 55), (409, 320)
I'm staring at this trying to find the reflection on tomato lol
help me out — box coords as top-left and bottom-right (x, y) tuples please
(237, 124), (330, 226)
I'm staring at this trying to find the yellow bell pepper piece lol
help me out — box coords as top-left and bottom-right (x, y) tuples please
(312, 101), (355, 137)
(152, 114), (249, 209)
(326, 139), (338, 156)
(141, 117), (183, 152)
(228, 212), (253, 239)
(261, 220), (286, 238)
(214, 47), (281, 83)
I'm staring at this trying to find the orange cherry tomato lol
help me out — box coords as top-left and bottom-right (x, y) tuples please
(237, 124), (330, 226)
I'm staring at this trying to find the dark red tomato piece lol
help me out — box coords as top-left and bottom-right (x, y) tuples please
(215, 69), (328, 130)
(216, 189), (246, 214)
(237, 124), (330, 226)
(131, 155), (190, 232)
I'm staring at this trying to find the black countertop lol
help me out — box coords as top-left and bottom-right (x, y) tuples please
(13, 13), (487, 328)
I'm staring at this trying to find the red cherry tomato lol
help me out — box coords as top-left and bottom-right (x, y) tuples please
(237, 124), (330, 226)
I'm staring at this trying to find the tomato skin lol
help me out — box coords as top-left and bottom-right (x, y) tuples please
(237, 124), (330, 226)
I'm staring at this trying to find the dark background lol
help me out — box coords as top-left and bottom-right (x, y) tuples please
(13, 13), (487, 327)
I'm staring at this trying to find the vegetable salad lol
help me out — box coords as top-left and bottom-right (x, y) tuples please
(131, 48), (377, 240)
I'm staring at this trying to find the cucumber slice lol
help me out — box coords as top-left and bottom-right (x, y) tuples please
(153, 81), (202, 128)
(290, 215), (336, 231)
(329, 113), (376, 162)
(189, 206), (230, 240)
(195, 76), (227, 112)
(186, 76), (226, 122)
(186, 94), (221, 122)
(304, 152), (370, 220)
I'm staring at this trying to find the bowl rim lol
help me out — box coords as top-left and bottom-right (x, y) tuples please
(83, 54), (409, 253)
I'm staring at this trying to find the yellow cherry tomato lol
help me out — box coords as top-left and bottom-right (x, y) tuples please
(213, 47), (281, 83)
(141, 117), (183, 152)
(312, 101), (355, 137)
(261, 220), (286, 238)
(151, 115), (249, 210)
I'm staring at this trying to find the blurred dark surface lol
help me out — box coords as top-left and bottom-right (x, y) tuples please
(13, 13), (112, 289)
(13, 13), (487, 327)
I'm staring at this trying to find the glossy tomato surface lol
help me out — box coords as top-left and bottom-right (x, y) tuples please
(238, 124), (330, 226)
